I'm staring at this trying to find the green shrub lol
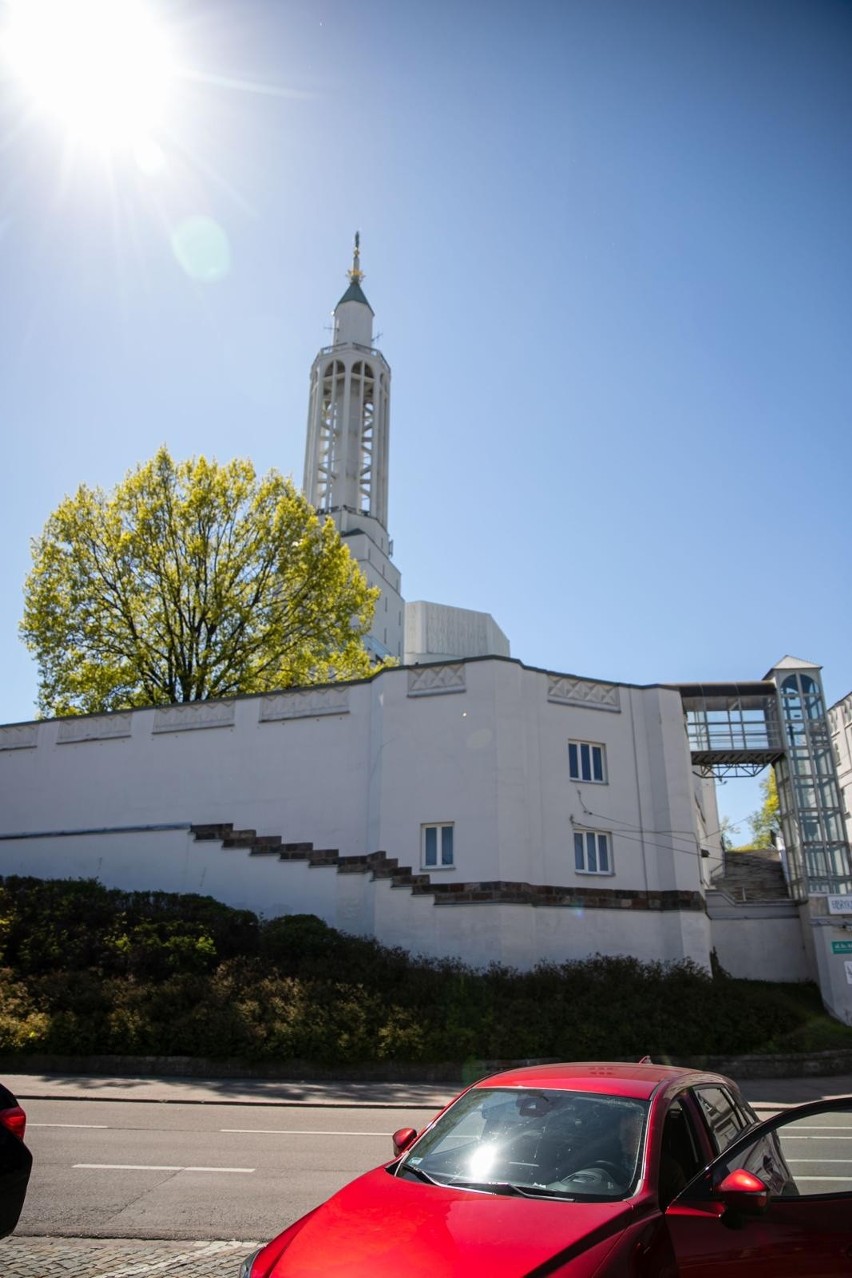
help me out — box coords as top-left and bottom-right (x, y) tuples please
(0, 968), (50, 1051)
(0, 878), (121, 973)
(0, 878), (844, 1066)
(0, 877), (259, 976)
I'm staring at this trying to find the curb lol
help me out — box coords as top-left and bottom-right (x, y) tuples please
(5, 1048), (852, 1082)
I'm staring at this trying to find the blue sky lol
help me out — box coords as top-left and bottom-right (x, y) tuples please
(1, 0), (850, 837)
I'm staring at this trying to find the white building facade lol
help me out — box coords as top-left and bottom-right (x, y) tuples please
(4, 653), (849, 1000)
(0, 658), (718, 971)
(404, 601), (510, 666)
(829, 690), (852, 839)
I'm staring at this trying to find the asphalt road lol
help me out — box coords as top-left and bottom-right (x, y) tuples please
(17, 1097), (438, 1240)
(3, 1074), (453, 1278)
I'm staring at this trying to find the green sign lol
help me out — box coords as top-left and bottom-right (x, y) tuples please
(831, 941), (852, 954)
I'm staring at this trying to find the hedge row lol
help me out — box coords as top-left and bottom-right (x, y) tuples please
(0, 876), (817, 1065)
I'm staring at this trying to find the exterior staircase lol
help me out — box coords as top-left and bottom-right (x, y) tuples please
(191, 823), (433, 892)
(710, 849), (790, 902)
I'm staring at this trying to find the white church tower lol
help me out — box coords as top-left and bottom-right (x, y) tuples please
(303, 235), (403, 661)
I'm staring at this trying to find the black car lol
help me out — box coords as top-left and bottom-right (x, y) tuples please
(0, 1082), (32, 1237)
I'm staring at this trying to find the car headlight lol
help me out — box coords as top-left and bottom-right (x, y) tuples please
(239, 1248), (261, 1278)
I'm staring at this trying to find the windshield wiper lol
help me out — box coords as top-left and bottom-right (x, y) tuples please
(506, 1184), (576, 1200)
(448, 1179), (556, 1197)
(400, 1167), (572, 1201)
(398, 1164), (444, 1187)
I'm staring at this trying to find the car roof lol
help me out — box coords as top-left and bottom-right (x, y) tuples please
(472, 1061), (728, 1100)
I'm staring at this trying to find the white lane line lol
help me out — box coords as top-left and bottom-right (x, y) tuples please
(31, 1122), (108, 1129)
(74, 1163), (254, 1173)
(222, 1128), (389, 1136)
(795, 1176), (852, 1183)
(783, 1135), (852, 1140)
(782, 1126), (852, 1131)
(788, 1158), (852, 1163)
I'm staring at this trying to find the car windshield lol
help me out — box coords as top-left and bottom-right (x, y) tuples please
(397, 1087), (648, 1200)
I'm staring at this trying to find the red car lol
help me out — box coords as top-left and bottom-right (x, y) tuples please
(239, 1060), (852, 1277)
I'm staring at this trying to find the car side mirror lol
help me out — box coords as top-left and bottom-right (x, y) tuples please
(715, 1169), (769, 1217)
(392, 1127), (418, 1157)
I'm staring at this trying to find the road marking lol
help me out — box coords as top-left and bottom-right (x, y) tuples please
(31, 1122), (108, 1128)
(784, 1125), (852, 1131)
(783, 1134), (852, 1140)
(74, 1163), (254, 1173)
(795, 1176), (852, 1183)
(222, 1128), (390, 1136)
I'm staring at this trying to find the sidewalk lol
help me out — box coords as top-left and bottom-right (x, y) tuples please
(3, 1071), (453, 1109)
(1, 1236), (258, 1278)
(5, 1068), (852, 1110)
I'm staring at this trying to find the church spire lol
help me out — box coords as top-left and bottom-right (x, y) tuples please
(303, 237), (402, 659)
(349, 230), (364, 284)
(304, 233), (390, 523)
(336, 231), (373, 315)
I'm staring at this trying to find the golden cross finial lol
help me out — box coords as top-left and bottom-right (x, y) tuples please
(347, 230), (364, 284)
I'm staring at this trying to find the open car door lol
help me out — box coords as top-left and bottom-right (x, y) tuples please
(664, 1096), (852, 1277)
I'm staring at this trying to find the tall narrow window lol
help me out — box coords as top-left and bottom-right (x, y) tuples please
(568, 741), (606, 783)
(422, 823), (454, 868)
(574, 831), (612, 875)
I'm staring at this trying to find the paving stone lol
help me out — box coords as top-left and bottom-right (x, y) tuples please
(0, 1237), (260, 1278)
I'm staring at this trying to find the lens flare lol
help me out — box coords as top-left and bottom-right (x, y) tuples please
(1, 0), (175, 148)
(171, 215), (231, 284)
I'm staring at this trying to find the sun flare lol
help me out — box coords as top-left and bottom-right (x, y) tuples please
(1, 0), (176, 149)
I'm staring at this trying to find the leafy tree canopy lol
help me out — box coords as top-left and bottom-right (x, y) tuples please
(21, 446), (382, 715)
(748, 770), (781, 848)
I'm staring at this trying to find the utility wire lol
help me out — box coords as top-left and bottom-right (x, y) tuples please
(570, 795), (764, 865)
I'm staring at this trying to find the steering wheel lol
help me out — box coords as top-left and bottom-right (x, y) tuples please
(555, 1164), (621, 1193)
(589, 1159), (624, 1180)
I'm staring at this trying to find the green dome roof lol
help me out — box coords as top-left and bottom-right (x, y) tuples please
(336, 278), (373, 311)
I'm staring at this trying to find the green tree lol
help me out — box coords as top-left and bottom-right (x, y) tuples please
(21, 447), (381, 715)
(748, 769), (781, 848)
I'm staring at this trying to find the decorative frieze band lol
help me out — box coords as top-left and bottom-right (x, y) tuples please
(407, 664), (466, 697)
(547, 675), (621, 712)
(58, 714), (133, 744)
(260, 687), (350, 722)
(426, 882), (702, 910)
(153, 701), (235, 734)
(0, 724), (39, 751)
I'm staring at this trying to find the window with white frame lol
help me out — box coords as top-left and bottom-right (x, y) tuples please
(574, 830), (612, 875)
(422, 823), (454, 869)
(568, 740), (606, 783)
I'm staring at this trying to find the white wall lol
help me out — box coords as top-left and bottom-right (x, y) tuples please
(0, 658), (730, 972)
(803, 898), (852, 1025)
(404, 601), (510, 665)
(707, 900), (811, 982)
(829, 691), (852, 848)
